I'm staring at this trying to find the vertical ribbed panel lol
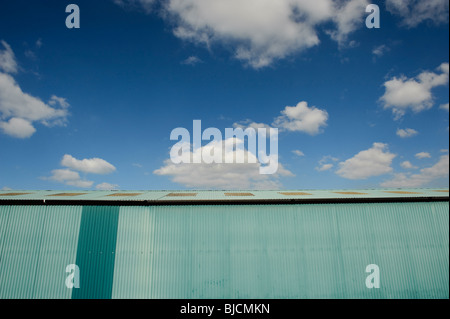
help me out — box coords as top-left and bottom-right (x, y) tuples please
(72, 206), (120, 299)
(1, 202), (448, 299)
(0, 206), (82, 299)
(111, 202), (449, 299)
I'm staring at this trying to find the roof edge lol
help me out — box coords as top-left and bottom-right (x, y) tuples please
(0, 196), (448, 206)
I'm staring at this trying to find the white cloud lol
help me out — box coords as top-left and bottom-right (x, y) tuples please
(0, 41), (70, 138)
(96, 182), (120, 190)
(181, 56), (203, 65)
(0, 72), (70, 125)
(327, 0), (369, 46)
(440, 103), (449, 111)
(316, 155), (338, 172)
(233, 101), (328, 136)
(372, 44), (390, 58)
(1, 187), (13, 191)
(61, 154), (116, 175)
(273, 101), (328, 135)
(380, 62), (449, 119)
(441, 149), (449, 153)
(292, 150), (305, 157)
(0, 117), (36, 138)
(336, 143), (396, 180)
(415, 152), (431, 159)
(396, 128), (418, 138)
(154, 138), (293, 189)
(168, 0), (320, 68)
(0, 40), (18, 74)
(400, 161), (418, 170)
(118, 0), (369, 68)
(316, 163), (334, 172)
(386, 0), (449, 28)
(49, 95), (70, 109)
(45, 169), (94, 188)
(381, 155), (449, 187)
(44, 155), (117, 188)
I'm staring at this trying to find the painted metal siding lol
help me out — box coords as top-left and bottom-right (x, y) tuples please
(0, 201), (448, 299)
(111, 202), (449, 299)
(72, 206), (120, 299)
(0, 206), (82, 299)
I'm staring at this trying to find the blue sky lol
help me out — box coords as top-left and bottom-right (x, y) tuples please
(0, 0), (448, 190)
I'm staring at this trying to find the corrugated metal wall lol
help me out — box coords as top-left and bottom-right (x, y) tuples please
(0, 206), (82, 299)
(0, 202), (448, 299)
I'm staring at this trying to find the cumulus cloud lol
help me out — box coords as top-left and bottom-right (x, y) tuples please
(396, 128), (418, 138)
(0, 40), (18, 74)
(0, 117), (36, 138)
(316, 155), (338, 172)
(380, 62), (449, 119)
(327, 0), (369, 46)
(61, 154), (116, 174)
(96, 182), (120, 190)
(115, 0), (369, 68)
(45, 169), (94, 188)
(0, 41), (70, 138)
(415, 152), (431, 159)
(273, 101), (328, 135)
(440, 103), (449, 111)
(168, 0), (322, 68)
(292, 150), (305, 157)
(317, 163), (334, 172)
(0, 72), (70, 126)
(154, 138), (293, 189)
(381, 155), (449, 187)
(44, 155), (117, 188)
(49, 95), (70, 109)
(386, 0), (449, 28)
(233, 101), (329, 136)
(336, 143), (396, 179)
(400, 161), (418, 170)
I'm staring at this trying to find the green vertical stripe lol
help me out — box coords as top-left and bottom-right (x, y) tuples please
(72, 206), (120, 299)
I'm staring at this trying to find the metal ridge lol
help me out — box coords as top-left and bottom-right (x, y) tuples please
(0, 195), (448, 206)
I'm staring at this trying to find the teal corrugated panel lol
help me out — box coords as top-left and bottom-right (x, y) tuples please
(0, 205), (47, 299)
(71, 206), (120, 299)
(111, 202), (449, 299)
(1, 201), (448, 299)
(0, 206), (82, 299)
(31, 206), (83, 299)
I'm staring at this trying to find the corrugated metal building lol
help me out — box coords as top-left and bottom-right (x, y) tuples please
(0, 189), (448, 299)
